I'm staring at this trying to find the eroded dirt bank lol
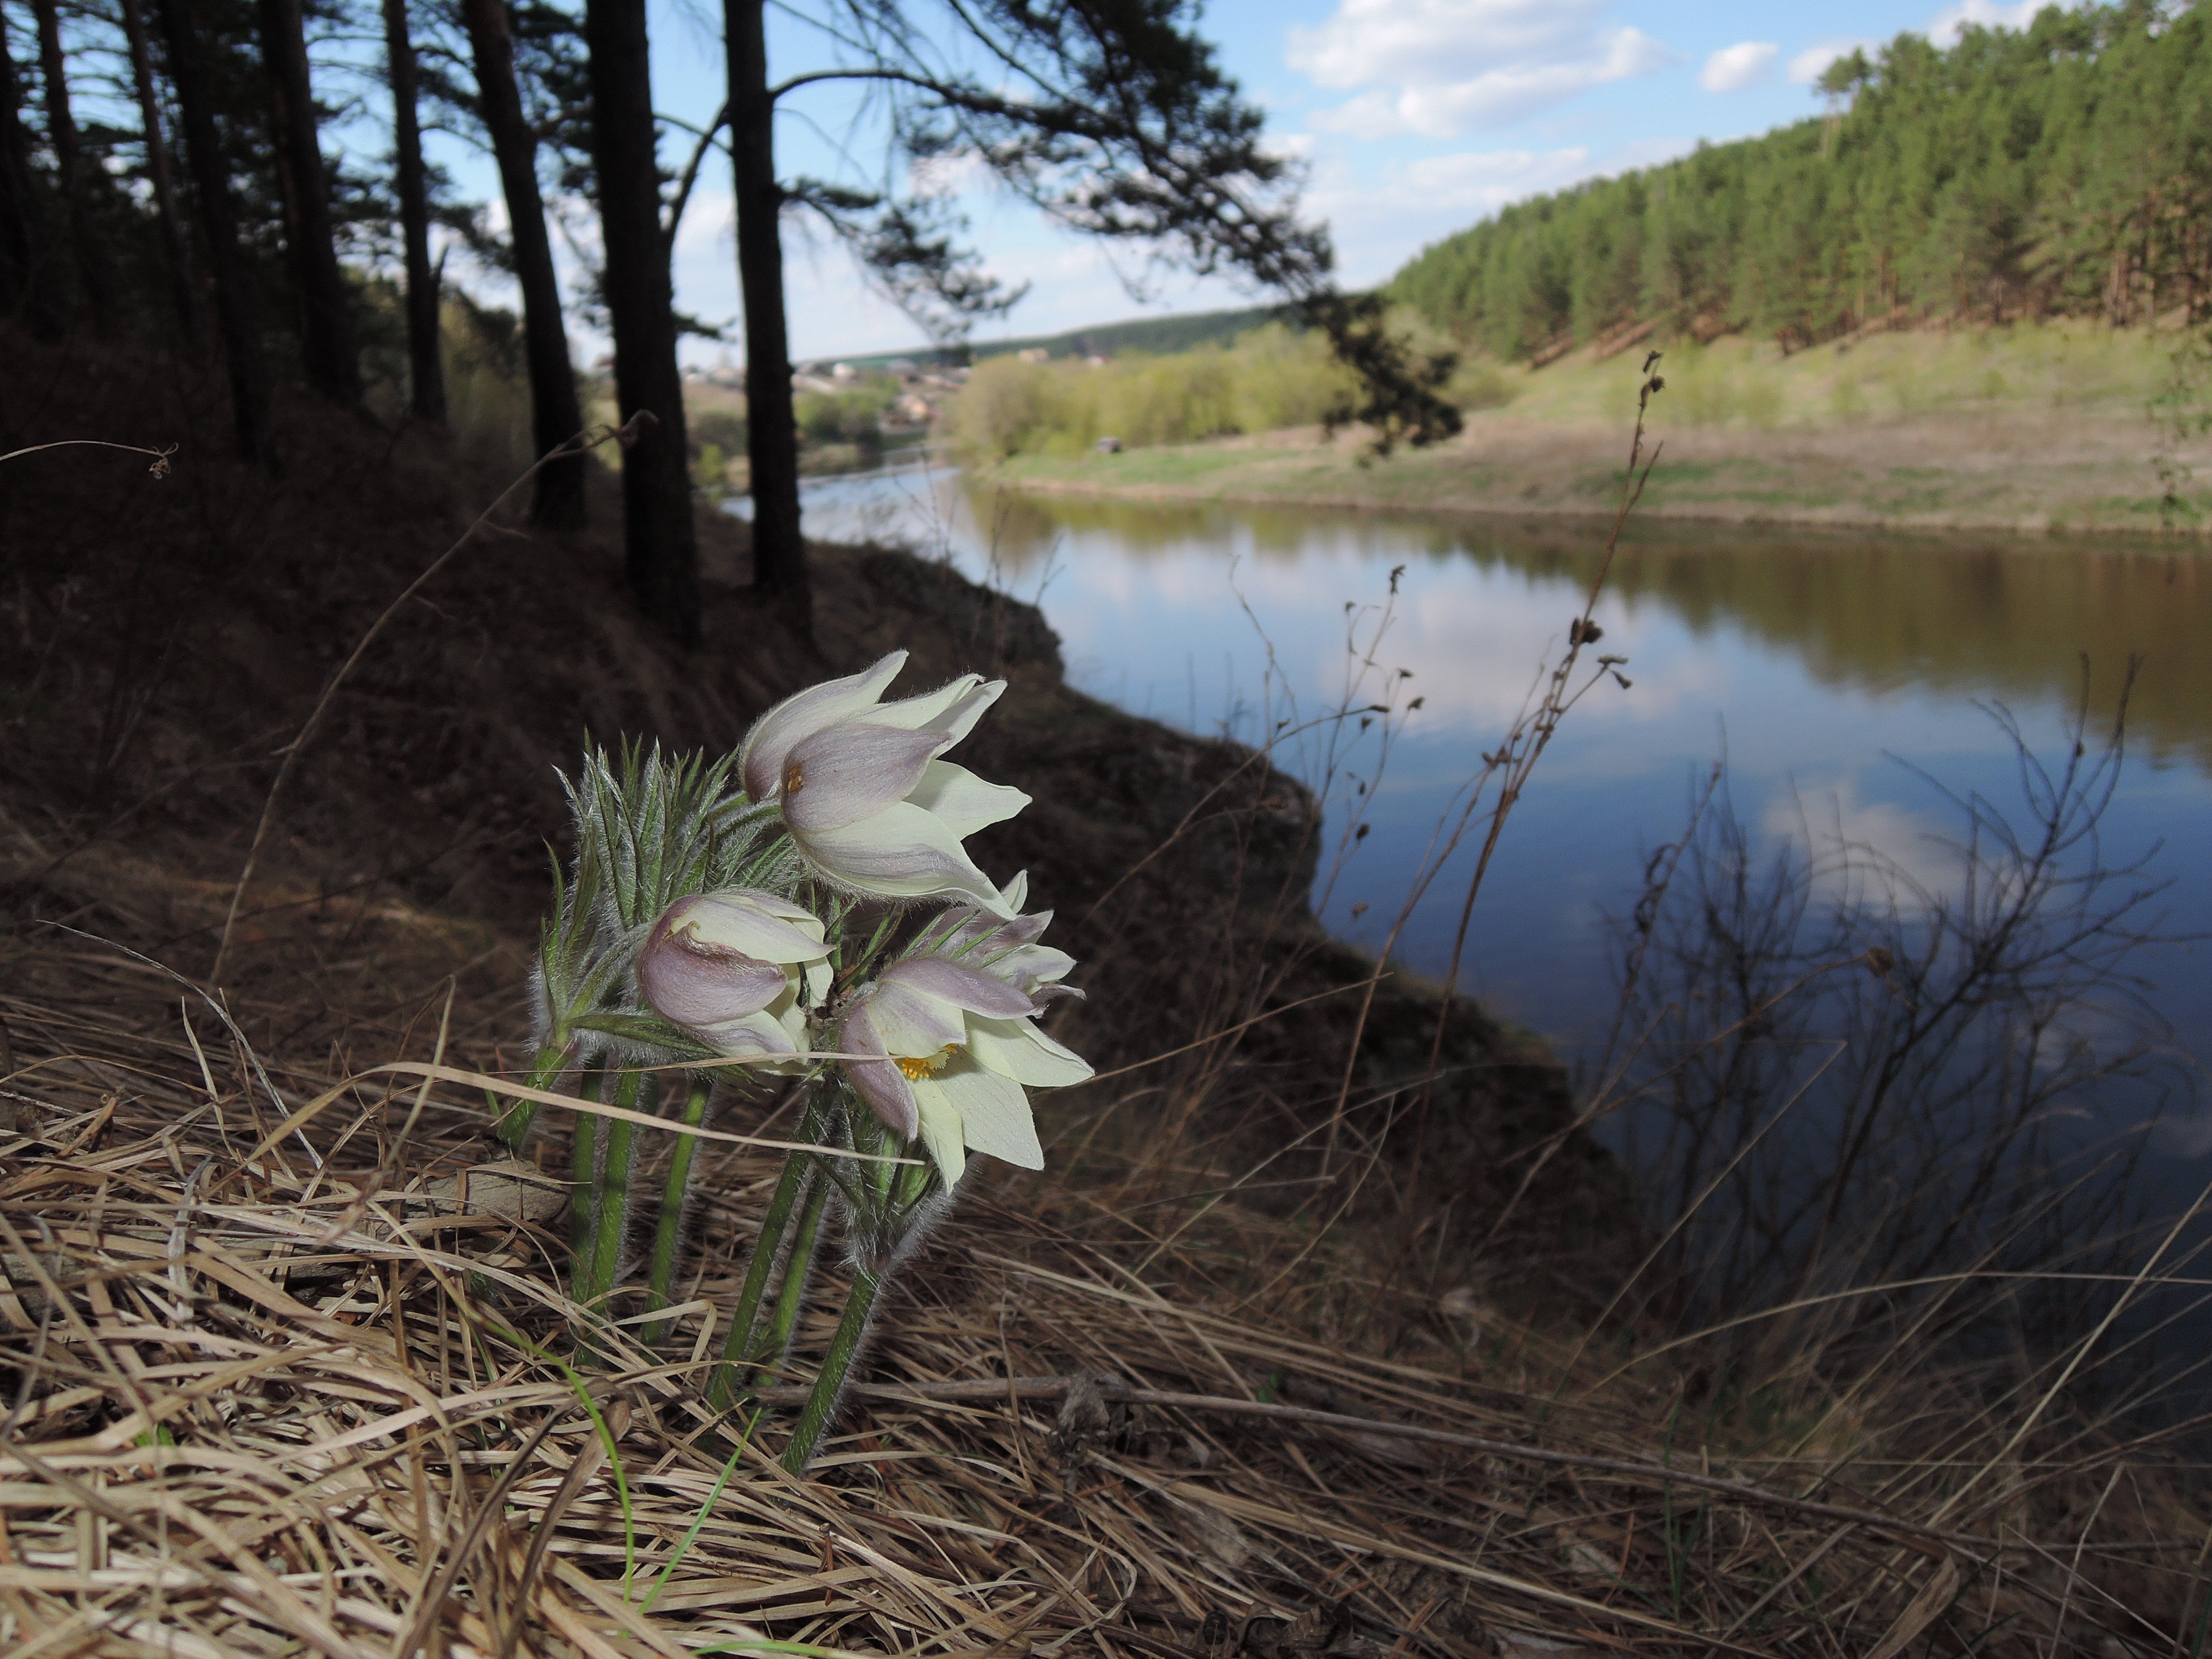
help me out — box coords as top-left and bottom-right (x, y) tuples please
(0, 338), (1628, 1311)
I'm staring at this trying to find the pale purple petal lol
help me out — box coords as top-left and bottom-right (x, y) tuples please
(638, 916), (787, 1029)
(840, 1003), (917, 1136)
(781, 723), (942, 834)
(883, 956), (1037, 1018)
(738, 651), (906, 800)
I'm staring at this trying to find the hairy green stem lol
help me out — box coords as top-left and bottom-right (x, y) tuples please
(583, 1068), (651, 1311)
(750, 1170), (828, 1381)
(497, 1041), (570, 1149)
(641, 1076), (711, 1347)
(780, 1260), (884, 1475)
(568, 1066), (605, 1273)
(706, 1093), (826, 1412)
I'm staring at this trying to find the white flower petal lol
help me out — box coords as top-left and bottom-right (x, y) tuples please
(702, 1006), (801, 1060)
(998, 870), (1030, 915)
(912, 1079), (967, 1186)
(795, 802), (1015, 916)
(863, 978), (968, 1057)
(783, 723), (943, 834)
(907, 760), (1030, 839)
(802, 959), (834, 1009)
(863, 674), (1000, 742)
(674, 891), (829, 963)
(938, 1061), (1043, 1170)
(739, 650), (906, 799)
(995, 942), (1075, 987)
(966, 1015), (1093, 1087)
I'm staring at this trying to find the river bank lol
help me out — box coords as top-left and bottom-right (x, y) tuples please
(977, 403), (2212, 535)
(964, 322), (2212, 537)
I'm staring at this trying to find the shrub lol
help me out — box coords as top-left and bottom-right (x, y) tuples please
(947, 324), (1359, 460)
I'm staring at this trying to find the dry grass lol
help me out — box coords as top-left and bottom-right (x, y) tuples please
(0, 899), (2205, 1659)
(2, 334), (2205, 1658)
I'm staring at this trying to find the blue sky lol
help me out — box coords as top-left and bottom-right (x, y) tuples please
(420, 0), (2052, 361)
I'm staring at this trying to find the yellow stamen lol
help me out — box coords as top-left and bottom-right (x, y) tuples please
(783, 759), (805, 796)
(894, 1044), (960, 1080)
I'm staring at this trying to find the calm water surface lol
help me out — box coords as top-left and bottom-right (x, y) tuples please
(770, 462), (2212, 1168)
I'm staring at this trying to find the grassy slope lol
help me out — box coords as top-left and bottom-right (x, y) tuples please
(974, 321), (2212, 535)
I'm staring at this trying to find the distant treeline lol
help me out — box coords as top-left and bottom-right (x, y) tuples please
(837, 303), (1290, 372)
(1390, 2), (2212, 359)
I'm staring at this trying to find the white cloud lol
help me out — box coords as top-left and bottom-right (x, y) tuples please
(1287, 0), (1674, 138)
(1397, 146), (1594, 212)
(1788, 39), (1872, 85)
(1927, 0), (2043, 46)
(1760, 778), (1961, 912)
(1698, 41), (1777, 93)
(1308, 90), (1409, 140)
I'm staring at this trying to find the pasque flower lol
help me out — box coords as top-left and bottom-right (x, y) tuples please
(638, 889), (833, 1063)
(912, 872), (1076, 1001)
(839, 930), (1092, 1185)
(739, 650), (1028, 916)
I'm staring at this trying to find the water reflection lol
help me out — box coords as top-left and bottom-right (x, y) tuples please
(779, 463), (2210, 1150)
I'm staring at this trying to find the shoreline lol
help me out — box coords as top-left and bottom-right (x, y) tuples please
(961, 401), (2212, 544)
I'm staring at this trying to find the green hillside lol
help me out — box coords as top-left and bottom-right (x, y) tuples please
(1389, 2), (2212, 359)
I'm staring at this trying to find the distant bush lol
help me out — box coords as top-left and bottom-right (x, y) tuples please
(795, 382), (896, 449)
(947, 324), (1361, 461)
(691, 409), (748, 456)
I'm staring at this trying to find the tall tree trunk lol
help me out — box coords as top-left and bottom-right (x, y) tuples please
(724, 0), (806, 616)
(117, 0), (200, 345)
(257, 0), (360, 403)
(0, 14), (60, 335)
(153, 0), (272, 465)
(29, 0), (112, 326)
(379, 0), (443, 421)
(460, 0), (584, 528)
(584, 0), (699, 643)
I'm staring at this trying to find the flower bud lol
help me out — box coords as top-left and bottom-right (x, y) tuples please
(639, 889), (832, 1065)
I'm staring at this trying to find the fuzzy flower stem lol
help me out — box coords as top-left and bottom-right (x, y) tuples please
(641, 1076), (711, 1347)
(568, 1066), (605, 1273)
(579, 1068), (649, 1310)
(497, 1042), (570, 1150)
(780, 1260), (885, 1475)
(750, 1169), (828, 1382)
(707, 1093), (826, 1412)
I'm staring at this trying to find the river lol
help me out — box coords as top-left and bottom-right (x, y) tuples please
(752, 461), (2212, 1188)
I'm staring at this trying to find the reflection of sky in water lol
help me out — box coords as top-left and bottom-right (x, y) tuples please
(779, 464), (2212, 1165)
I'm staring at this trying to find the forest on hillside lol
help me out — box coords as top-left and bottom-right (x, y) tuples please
(1390, 1), (2212, 359)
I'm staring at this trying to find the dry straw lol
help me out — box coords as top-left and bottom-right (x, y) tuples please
(0, 919), (2202, 1659)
